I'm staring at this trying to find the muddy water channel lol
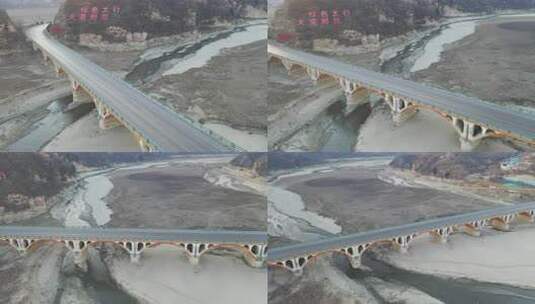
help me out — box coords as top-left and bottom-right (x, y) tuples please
(7, 96), (93, 152)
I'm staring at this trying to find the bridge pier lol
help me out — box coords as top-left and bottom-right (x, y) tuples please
(518, 210), (535, 223)
(339, 78), (369, 112)
(431, 226), (454, 243)
(133, 133), (153, 152)
(279, 256), (311, 276)
(182, 243), (212, 265)
(118, 241), (150, 263)
(305, 67), (322, 85)
(96, 102), (122, 130)
(70, 79), (93, 109)
(41, 50), (50, 63)
(451, 117), (492, 151)
(490, 214), (516, 231)
(243, 244), (268, 268)
(64, 240), (91, 266)
(461, 220), (486, 237)
(340, 243), (370, 269)
(53, 61), (64, 77)
(8, 238), (34, 255)
(384, 94), (418, 125)
(280, 58), (294, 74)
(392, 234), (417, 253)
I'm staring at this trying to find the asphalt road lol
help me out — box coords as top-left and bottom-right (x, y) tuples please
(27, 25), (236, 152)
(269, 43), (535, 143)
(268, 202), (535, 261)
(0, 226), (267, 244)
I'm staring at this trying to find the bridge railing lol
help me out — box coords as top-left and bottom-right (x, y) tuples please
(0, 226), (267, 244)
(268, 202), (535, 262)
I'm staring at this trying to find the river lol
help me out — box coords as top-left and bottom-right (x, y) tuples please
(7, 96), (93, 152)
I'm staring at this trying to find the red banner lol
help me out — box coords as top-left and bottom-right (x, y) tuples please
(71, 5), (121, 23)
(297, 9), (351, 27)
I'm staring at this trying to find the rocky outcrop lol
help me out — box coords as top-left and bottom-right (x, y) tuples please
(51, 0), (267, 50)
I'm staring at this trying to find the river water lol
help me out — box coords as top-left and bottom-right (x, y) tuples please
(162, 23), (267, 76)
(7, 96), (93, 152)
(410, 20), (476, 73)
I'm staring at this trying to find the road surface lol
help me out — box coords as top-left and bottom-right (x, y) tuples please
(0, 226), (267, 244)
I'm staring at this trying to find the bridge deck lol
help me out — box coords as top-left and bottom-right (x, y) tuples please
(27, 25), (235, 152)
(268, 202), (535, 261)
(268, 43), (535, 142)
(0, 226), (267, 244)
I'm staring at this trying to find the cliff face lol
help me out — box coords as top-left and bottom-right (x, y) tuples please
(51, 0), (267, 45)
(389, 153), (535, 180)
(270, 0), (535, 48)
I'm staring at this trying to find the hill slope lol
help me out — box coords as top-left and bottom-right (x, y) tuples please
(52, 0), (267, 45)
(270, 0), (535, 47)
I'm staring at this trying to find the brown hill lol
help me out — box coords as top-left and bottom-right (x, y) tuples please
(51, 0), (267, 44)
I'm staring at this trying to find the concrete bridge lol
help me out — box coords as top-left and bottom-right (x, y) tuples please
(0, 226), (267, 268)
(26, 24), (239, 152)
(268, 43), (535, 151)
(267, 202), (535, 275)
